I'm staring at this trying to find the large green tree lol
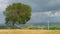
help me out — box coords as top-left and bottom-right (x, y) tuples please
(3, 3), (31, 28)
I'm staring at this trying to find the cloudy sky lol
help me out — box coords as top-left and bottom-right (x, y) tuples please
(0, 0), (60, 24)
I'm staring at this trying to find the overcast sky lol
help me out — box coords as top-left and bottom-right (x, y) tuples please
(0, 0), (60, 24)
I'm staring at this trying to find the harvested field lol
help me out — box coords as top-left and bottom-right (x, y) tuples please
(0, 30), (60, 34)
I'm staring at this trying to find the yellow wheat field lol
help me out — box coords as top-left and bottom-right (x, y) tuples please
(0, 29), (60, 34)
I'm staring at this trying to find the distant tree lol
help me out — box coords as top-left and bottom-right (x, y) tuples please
(3, 3), (31, 28)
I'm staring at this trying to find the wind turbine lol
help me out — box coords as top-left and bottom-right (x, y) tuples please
(48, 20), (49, 30)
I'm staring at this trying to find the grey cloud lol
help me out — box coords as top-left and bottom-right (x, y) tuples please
(32, 0), (60, 12)
(29, 12), (60, 23)
(8, 0), (60, 13)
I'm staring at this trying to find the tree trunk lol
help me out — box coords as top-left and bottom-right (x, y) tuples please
(12, 21), (15, 29)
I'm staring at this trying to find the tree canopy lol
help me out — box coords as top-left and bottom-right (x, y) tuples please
(3, 3), (31, 28)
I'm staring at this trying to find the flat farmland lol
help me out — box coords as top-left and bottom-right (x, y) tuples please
(0, 30), (60, 34)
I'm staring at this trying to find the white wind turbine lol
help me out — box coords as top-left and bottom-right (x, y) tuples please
(48, 20), (49, 30)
